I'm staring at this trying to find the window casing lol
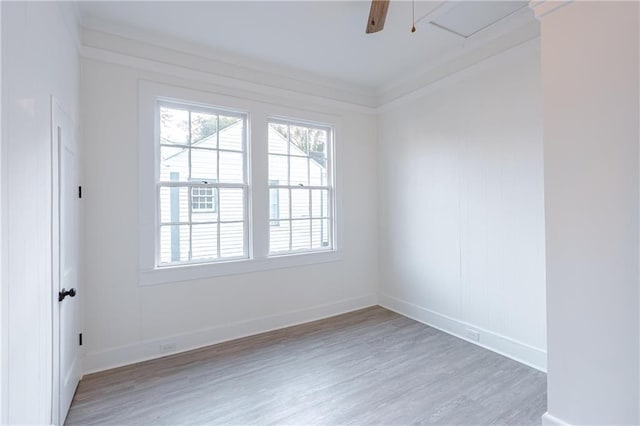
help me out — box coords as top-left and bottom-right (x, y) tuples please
(139, 82), (341, 285)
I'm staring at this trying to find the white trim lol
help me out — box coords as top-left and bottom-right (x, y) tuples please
(81, 28), (376, 113)
(50, 97), (60, 426)
(0, 1), (6, 422)
(376, 24), (540, 111)
(529, 1), (574, 20)
(83, 294), (377, 374)
(377, 7), (538, 103)
(81, 22), (374, 101)
(378, 293), (547, 372)
(139, 80), (344, 286)
(79, 13), (540, 113)
(141, 250), (343, 286)
(542, 412), (571, 426)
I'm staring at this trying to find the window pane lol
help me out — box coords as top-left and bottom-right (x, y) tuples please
(219, 188), (244, 222)
(291, 189), (310, 219)
(160, 146), (189, 182)
(322, 218), (330, 248)
(160, 107), (189, 145)
(160, 186), (189, 224)
(290, 156), (308, 186)
(309, 159), (328, 186)
(191, 224), (218, 261)
(268, 123), (289, 154)
(311, 189), (329, 218)
(289, 125), (309, 155)
(191, 148), (217, 182)
(309, 129), (328, 167)
(191, 187), (218, 223)
(277, 188), (291, 220)
(269, 187), (280, 220)
(159, 224), (190, 264)
(218, 116), (243, 151)
(219, 151), (244, 183)
(191, 112), (217, 148)
(291, 220), (311, 251)
(268, 154), (288, 184)
(312, 219), (330, 249)
(270, 220), (290, 253)
(220, 222), (244, 258)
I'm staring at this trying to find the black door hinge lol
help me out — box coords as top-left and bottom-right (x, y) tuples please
(78, 186), (82, 199)
(79, 333), (83, 346)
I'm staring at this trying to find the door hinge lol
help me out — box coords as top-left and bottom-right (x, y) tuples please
(78, 186), (82, 199)
(79, 333), (83, 346)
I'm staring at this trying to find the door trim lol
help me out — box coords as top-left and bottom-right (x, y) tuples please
(51, 95), (62, 426)
(51, 95), (82, 426)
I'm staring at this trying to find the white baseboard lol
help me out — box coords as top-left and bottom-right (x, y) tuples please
(84, 294), (378, 374)
(542, 412), (570, 426)
(378, 293), (547, 372)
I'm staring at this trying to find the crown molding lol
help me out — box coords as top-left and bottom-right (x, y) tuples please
(376, 20), (540, 111)
(376, 6), (539, 106)
(80, 20), (377, 111)
(80, 7), (540, 113)
(80, 41), (377, 115)
(529, 0), (574, 19)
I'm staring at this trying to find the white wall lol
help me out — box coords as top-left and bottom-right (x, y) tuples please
(80, 39), (379, 373)
(1, 2), (79, 424)
(536, 1), (640, 424)
(377, 38), (547, 370)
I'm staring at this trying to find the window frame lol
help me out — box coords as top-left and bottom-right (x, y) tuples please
(138, 81), (342, 286)
(267, 118), (334, 255)
(156, 99), (250, 267)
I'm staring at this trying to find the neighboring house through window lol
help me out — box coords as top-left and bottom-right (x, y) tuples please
(192, 186), (216, 212)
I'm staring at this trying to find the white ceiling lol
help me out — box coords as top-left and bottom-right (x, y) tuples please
(78, 1), (533, 90)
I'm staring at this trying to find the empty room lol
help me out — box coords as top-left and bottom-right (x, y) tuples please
(1, 0), (638, 425)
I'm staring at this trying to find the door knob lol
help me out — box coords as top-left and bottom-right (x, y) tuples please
(59, 288), (76, 302)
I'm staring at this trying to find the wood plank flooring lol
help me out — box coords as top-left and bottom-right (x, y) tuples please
(66, 307), (546, 425)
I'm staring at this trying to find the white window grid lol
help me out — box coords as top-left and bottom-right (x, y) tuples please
(267, 118), (334, 254)
(156, 99), (249, 266)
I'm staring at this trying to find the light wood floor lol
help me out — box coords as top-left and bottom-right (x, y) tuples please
(66, 306), (546, 425)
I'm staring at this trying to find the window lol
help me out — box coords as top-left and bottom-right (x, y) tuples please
(157, 102), (248, 265)
(268, 120), (333, 254)
(191, 186), (216, 212)
(139, 82), (341, 284)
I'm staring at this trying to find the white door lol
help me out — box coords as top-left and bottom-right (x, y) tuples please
(52, 98), (81, 425)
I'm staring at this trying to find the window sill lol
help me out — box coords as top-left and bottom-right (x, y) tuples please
(139, 250), (343, 286)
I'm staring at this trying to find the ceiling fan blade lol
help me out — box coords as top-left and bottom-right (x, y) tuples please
(366, 0), (390, 34)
